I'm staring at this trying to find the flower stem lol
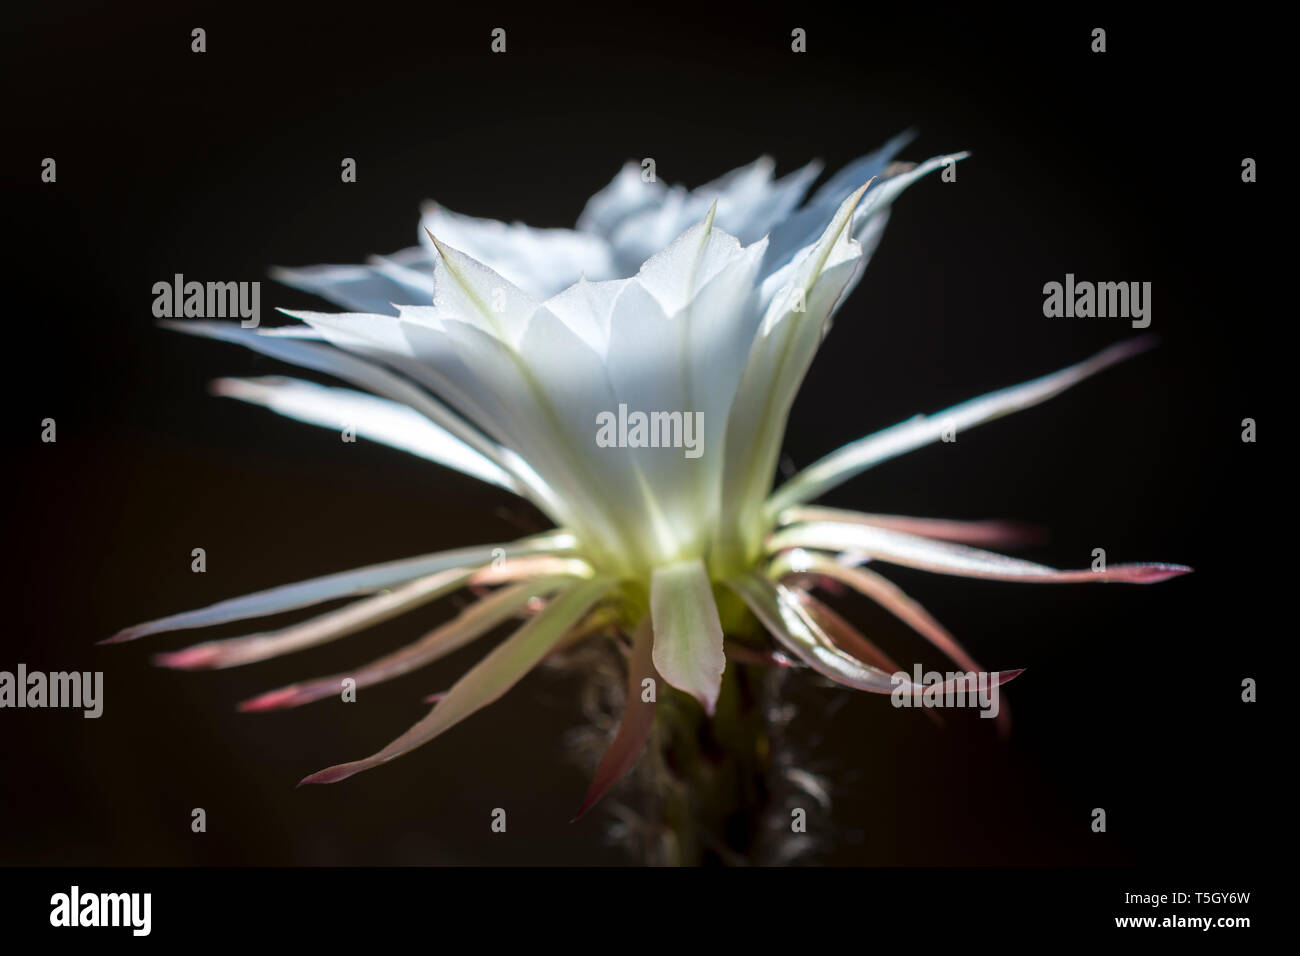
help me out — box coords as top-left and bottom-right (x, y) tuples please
(650, 660), (776, 865)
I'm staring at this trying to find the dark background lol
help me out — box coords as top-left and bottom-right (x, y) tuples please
(0, 2), (1277, 866)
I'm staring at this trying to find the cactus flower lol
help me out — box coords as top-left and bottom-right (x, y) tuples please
(108, 135), (1188, 829)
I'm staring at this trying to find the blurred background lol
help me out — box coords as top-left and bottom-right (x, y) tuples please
(0, 2), (1277, 865)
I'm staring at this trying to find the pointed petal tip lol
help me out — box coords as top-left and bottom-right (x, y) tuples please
(649, 560), (726, 719)
(238, 687), (302, 713)
(1107, 563), (1193, 583)
(208, 377), (243, 398)
(571, 785), (608, 823)
(424, 228), (447, 257)
(1099, 333), (1160, 365)
(151, 646), (222, 670)
(570, 790), (606, 823)
(298, 764), (358, 787)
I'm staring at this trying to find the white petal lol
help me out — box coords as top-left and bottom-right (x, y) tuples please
(726, 571), (900, 693)
(542, 276), (624, 355)
(427, 235), (540, 348)
(766, 337), (1158, 514)
(768, 520), (1191, 583)
(299, 576), (615, 784)
(650, 560), (726, 714)
(722, 159), (823, 240)
(271, 258), (427, 314)
(104, 533), (575, 643)
(155, 566), (477, 669)
(576, 161), (668, 238)
(602, 157), (785, 275)
(715, 187), (868, 560)
(166, 319), (532, 503)
(432, 315), (649, 568)
(269, 309), (562, 518)
(240, 575), (575, 710)
(760, 130), (915, 277)
(211, 376), (519, 491)
(421, 202), (616, 298)
(633, 206), (745, 317)
(603, 229), (767, 553)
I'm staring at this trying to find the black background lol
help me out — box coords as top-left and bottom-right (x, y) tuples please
(0, 1), (1278, 869)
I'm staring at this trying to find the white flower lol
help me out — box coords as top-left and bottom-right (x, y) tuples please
(110, 137), (1188, 812)
(273, 131), (917, 305)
